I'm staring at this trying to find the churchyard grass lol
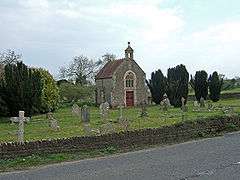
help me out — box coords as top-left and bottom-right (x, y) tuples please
(0, 99), (239, 143)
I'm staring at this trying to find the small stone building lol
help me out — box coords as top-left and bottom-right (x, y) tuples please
(95, 42), (147, 107)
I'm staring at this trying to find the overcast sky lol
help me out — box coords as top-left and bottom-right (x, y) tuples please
(0, 0), (240, 79)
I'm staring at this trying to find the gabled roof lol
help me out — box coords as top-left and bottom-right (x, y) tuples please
(95, 59), (124, 79)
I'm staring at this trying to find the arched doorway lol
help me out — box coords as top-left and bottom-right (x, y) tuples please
(124, 71), (136, 107)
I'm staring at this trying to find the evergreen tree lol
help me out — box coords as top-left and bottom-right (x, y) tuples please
(208, 71), (223, 102)
(146, 69), (167, 104)
(0, 62), (42, 116)
(190, 71), (208, 101)
(167, 64), (189, 107)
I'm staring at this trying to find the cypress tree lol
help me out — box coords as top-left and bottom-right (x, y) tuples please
(146, 69), (167, 104)
(167, 64), (189, 107)
(190, 70), (208, 101)
(208, 71), (223, 102)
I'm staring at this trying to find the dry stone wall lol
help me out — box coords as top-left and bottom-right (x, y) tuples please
(0, 116), (239, 159)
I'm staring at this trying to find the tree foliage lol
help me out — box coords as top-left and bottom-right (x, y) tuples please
(59, 55), (102, 85)
(190, 70), (208, 101)
(167, 64), (189, 107)
(146, 69), (167, 104)
(36, 68), (59, 113)
(0, 62), (42, 116)
(58, 82), (95, 104)
(208, 71), (223, 102)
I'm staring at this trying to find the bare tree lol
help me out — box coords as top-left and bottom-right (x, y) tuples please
(0, 49), (21, 65)
(59, 55), (100, 85)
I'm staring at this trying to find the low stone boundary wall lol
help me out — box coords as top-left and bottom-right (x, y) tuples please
(188, 92), (240, 101)
(0, 116), (240, 159)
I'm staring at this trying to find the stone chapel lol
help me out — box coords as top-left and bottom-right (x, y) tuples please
(95, 42), (147, 107)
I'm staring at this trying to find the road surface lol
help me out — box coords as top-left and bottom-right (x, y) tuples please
(1, 132), (240, 180)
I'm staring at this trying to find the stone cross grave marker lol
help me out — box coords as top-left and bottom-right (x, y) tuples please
(18, 111), (25, 144)
(99, 102), (109, 122)
(47, 112), (60, 131)
(81, 105), (90, 123)
(9, 111), (29, 144)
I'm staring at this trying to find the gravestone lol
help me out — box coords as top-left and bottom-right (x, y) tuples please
(181, 97), (187, 112)
(72, 104), (81, 118)
(100, 102), (109, 122)
(10, 116), (30, 124)
(47, 112), (60, 131)
(200, 97), (205, 108)
(193, 101), (199, 107)
(160, 93), (170, 111)
(81, 105), (90, 123)
(140, 101), (148, 117)
(18, 111), (25, 144)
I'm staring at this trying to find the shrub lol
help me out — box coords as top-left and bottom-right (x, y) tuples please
(58, 83), (95, 105)
(36, 68), (60, 113)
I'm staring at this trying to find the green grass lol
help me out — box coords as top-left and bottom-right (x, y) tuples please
(189, 87), (240, 95)
(0, 99), (240, 143)
(221, 87), (240, 94)
(0, 146), (119, 172)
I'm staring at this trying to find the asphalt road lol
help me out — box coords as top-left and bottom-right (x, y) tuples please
(1, 132), (240, 180)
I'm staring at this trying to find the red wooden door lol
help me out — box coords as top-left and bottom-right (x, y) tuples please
(126, 91), (134, 107)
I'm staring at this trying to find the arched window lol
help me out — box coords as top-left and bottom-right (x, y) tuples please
(125, 72), (135, 88)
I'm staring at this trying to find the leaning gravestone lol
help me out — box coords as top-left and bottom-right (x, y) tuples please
(81, 105), (90, 123)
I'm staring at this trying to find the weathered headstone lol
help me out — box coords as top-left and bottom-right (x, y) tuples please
(81, 105), (90, 123)
(47, 112), (60, 131)
(200, 97), (205, 108)
(193, 101), (199, 107)
(72, 104), (81, 118)
(160, 93), (170, 111)
(99, 102), (109, 122)
(140, 101), (148, 117)
(181, 97), (187, 112)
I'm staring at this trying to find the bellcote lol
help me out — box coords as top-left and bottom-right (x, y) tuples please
(125, 42), (134, 60)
